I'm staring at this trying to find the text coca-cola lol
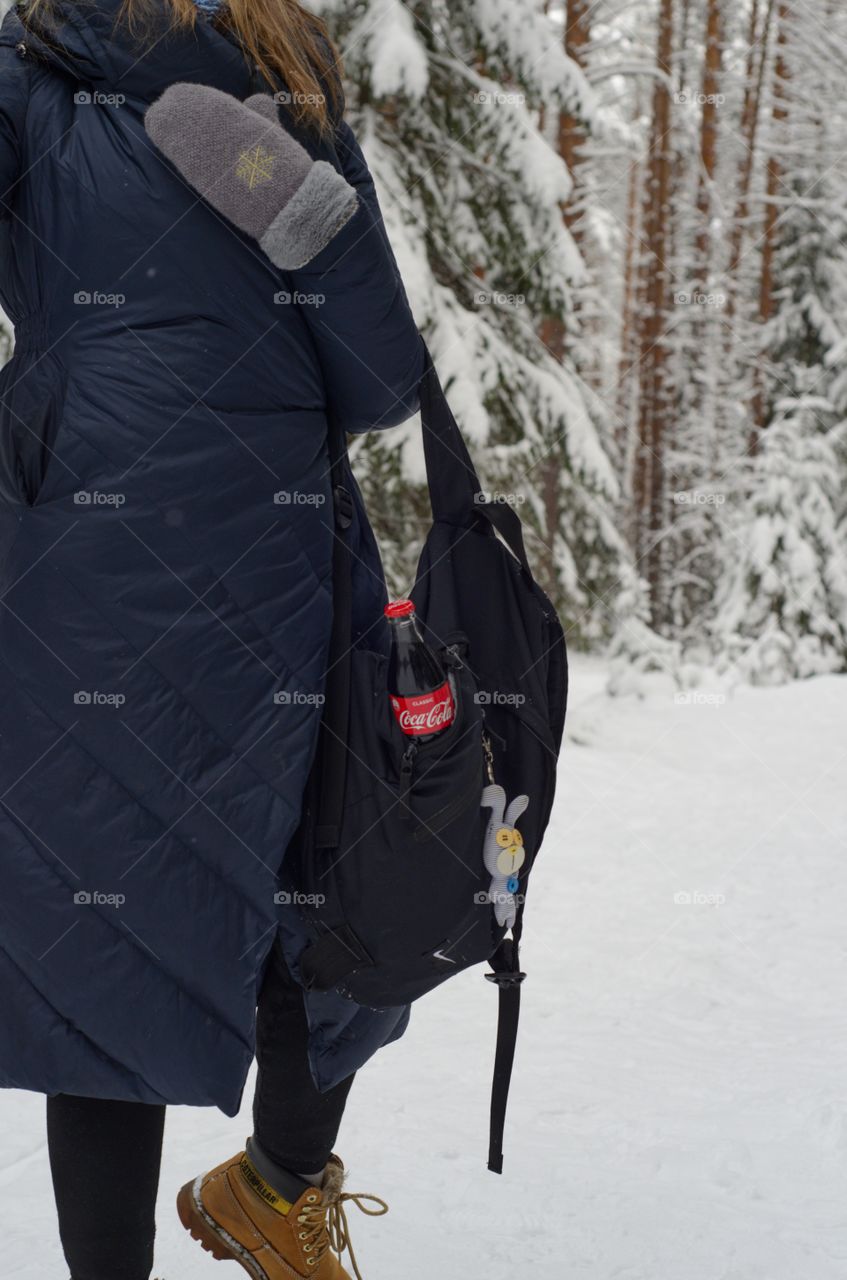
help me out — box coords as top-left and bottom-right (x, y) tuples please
(384, 599), (455, 742)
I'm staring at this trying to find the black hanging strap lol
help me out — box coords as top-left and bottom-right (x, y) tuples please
(418, 346), (484, 525)
(418, 346), (532, 579)
(485, 919), (527, 1174)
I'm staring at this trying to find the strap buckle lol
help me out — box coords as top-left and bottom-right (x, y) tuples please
(485, 969), (527, 988)
(333, 484), (354, 530)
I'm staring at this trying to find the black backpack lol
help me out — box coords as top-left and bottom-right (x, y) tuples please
(288, 346), (568, 1172)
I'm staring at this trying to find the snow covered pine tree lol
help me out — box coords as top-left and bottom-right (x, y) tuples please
(312, 0), (631, 645)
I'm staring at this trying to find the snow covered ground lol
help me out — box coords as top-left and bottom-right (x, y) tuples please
(3, 657), (847, 1279)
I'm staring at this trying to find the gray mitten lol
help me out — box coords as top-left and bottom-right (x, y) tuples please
(145, 84), (358, 270)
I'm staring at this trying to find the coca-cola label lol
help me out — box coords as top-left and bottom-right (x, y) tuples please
(390, 680), (455, 736)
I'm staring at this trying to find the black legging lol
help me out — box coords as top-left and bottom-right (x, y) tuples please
(46, 941), (355, 1280)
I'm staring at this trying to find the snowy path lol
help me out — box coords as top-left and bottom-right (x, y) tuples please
(3, 660), (847, 1279)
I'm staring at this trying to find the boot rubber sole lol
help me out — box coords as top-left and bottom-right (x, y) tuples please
(177, 1176), (270, 1280)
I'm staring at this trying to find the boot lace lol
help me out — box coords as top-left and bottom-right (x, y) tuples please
(296, 1184), (388, 1279)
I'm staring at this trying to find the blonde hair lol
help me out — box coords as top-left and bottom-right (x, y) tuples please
(20, 0), (343, 135)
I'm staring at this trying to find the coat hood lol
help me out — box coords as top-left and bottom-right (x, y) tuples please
(1, 0), (254, 102)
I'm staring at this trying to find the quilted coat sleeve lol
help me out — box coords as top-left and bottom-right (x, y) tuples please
(288, 120), (425, 433)
(0, 48), (28, 223)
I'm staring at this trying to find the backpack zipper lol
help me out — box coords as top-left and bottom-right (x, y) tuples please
(398, 741), (418, 808)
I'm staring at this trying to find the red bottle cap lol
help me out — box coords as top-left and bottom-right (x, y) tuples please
(384, 599), (416, 619)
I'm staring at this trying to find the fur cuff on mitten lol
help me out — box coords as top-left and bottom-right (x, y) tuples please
(145, 84), (358, 269)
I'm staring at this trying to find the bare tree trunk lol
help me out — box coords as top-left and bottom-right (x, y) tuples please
(539, 0), (590, 367)
(633, 0), (675, 624)
(727, 0), (775, 302)
(750, 0), (790, 446)
(536, 453), (562, 605)
(695, 0), (723, 279)
(558, 0), (590, 237)
(616, 124), (643, 469)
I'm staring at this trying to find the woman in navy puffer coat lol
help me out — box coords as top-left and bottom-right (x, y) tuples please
(0, 0), (424, 1274)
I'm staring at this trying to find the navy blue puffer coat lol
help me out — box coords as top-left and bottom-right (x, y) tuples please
(0, 0), (423, 1112)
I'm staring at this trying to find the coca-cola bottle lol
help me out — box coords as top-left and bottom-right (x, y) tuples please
(384, 600), (455, 742)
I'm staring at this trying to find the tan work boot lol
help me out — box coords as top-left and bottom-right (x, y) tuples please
(176, 1149), (387, 1280)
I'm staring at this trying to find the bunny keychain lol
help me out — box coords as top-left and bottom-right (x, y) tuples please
(481, 784), (530, 928)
